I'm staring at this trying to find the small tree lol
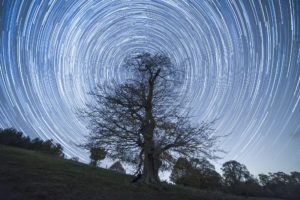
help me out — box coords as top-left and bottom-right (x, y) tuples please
(79, 52), (221, 184)
(89, 147), (106, 167)
(221, 160), (251, 187)
(109, 161), (126, 174)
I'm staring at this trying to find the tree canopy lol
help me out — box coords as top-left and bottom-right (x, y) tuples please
(221, 160), (251, 186)
(170, 157), (221, 190)
(80, 52), (221, 184)
(89, 147), (106, 167)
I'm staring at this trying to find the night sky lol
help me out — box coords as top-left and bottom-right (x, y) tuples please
(0, 0), (299, 176)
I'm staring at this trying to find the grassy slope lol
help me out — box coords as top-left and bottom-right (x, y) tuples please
(0, 145), (281, 200)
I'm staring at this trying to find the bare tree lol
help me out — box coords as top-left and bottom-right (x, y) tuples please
(79, 52), (221, 185)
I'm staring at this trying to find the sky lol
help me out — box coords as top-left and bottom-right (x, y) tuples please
(0, 0), (299, 177)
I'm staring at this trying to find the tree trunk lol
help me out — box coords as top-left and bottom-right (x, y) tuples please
(137, 78), (161, 184)
(139, 149), (161, 184)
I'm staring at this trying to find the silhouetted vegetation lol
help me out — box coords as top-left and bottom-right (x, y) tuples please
(221, 160), (261, 196)
(258, 171), (300, 199)
(109, 161), (126, 174)
(170, 158), (300, 199)
(89, 147), (106, 167)
(79, 52), (222, 185)
(170, 157), (221, 190)
(0, 127), (64, 157)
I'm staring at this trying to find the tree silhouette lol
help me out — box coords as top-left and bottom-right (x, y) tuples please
(221, 160), (251, 186)
(89, 147), (106, 167)
(80, 52), (220, 185)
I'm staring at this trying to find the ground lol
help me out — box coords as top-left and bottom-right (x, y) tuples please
(0, 145), (283, 200)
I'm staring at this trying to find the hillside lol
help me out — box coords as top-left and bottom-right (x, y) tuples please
(0, 145), (281, 200)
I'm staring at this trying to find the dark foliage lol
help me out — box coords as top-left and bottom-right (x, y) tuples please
(170, 158), (300, 199)
(221, 160), (251, 187)
(109, 161), (126, 174)
(89, 147), (106, 167)
(221, 160), (264, 196)
(171, 157), (221, 190)
(258, 171), (300, 199)
(0, 128), (64, 157)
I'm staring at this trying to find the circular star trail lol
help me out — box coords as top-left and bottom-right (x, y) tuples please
(0, 0), (299, 174)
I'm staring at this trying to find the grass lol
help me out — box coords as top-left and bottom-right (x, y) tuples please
(0, 145), (283, 200)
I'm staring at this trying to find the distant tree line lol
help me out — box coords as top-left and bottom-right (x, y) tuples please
(0, 128), (64, 157)
(171, 158), (300, 200)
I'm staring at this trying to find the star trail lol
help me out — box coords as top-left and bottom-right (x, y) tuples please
(0, 0), (299, 175)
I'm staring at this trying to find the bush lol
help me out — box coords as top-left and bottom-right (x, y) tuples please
(109, 161), (126, 174)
